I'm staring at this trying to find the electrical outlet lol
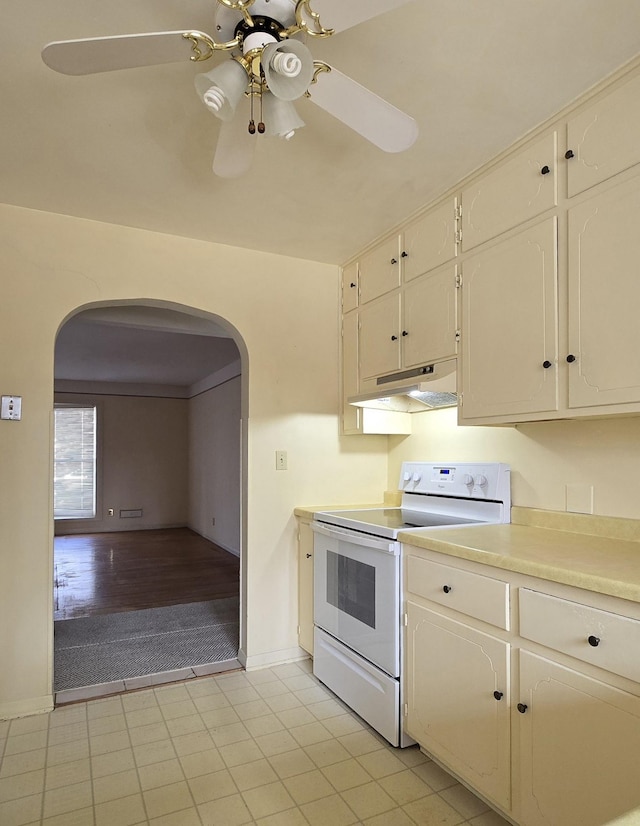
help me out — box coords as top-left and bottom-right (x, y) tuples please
(107, 508), (114, 517)
(276, 450), (288, 471)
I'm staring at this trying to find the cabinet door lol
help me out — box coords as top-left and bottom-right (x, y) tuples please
(567, 72), (640, 197)
(297, 520), (314, 655)
(342, 262), (359, 313)
(359, 235), (402, 304)
(405, 602), (511, 812)
(359, 292), (402, 380)
(341, 312), (360, 434)
(460, 219), (558, 421)
(567, 173), (640, 409)
(518, 650), (640, 826)
(402, 265), (458, 368)
(461, 132), (557, 251)
(403, 199), (457, 282)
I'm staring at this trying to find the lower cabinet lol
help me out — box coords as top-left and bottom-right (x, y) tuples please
(405, 601), (511, 812)
(297, 518), (314, 654)
(518, 650), (640, 826)
(404, 545), (640, 826)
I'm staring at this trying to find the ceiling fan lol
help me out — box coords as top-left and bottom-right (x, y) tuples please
(41, 0), (418, 177)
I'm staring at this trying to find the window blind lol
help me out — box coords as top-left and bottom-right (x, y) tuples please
(54, 406), (97, 519)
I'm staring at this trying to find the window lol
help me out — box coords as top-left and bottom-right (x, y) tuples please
(54, 405), (97, 519)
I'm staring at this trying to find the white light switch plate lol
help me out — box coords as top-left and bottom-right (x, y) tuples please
(1, 396), (22, 421)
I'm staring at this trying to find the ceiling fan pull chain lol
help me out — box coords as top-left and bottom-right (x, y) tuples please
(258, 66), (266, 134)
(248, 78), (256, 134)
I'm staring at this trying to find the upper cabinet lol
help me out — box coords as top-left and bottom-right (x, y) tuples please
(460, 219), (558, 421)
(342, 60), (640, 428)
(342, 262), (359, 313)
(461, 133), (558, 251)
(403, 200), (458, 281)
(567, 172), (640, 410)
(358, 235), (402, 304)
(567, 72), (640, 197)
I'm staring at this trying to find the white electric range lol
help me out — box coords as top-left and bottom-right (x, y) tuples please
(311, 461), (511, 747)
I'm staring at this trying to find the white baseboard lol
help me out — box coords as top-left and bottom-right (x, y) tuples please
(243, 646), (309, 672)
(0, 694), (54, 721)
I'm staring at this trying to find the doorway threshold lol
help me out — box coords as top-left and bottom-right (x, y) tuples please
(55, 658), (242, 705)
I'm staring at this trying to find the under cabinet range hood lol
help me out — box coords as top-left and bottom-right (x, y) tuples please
(349, 359), (457, 412)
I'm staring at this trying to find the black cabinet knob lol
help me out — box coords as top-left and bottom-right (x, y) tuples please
(401, 251), (408, 258)
(565, 149), (575, 159)
(543, 360), (552, 369)
(494, 691), (504, 701)
(566, 354), (576, 363)
(541, 165), (551, 175)
(402, 330), (409, 337)
(391, 258), (398, 265)
(391, 335), (398, 341)
(306, 553), (312, 559)
(442, 585), (452, 594)
(517, 703), (528, 714)
(350, 282), (356, 288)
(588, 635), (601, 647)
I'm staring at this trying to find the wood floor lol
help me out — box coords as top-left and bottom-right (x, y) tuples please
(54, 528), (240, 620)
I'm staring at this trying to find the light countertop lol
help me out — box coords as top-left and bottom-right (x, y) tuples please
(399, 514), (640, 603)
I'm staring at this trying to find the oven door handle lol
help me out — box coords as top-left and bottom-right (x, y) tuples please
(311, 521), (400, 554)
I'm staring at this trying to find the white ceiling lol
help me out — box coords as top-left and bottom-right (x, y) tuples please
(3, 1), (640, 265)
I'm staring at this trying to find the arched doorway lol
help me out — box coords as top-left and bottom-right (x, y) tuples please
(52, 300), (248, 701)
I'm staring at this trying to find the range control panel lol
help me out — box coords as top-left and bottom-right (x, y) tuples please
(398, 462), (511, 503)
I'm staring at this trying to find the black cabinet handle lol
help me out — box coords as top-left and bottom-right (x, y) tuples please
(402, 330), (409, 337)
(391, 258), (398, 265)
(517, 703), (528, 714)
(543, 360), (552, 369)
(442, 585), (452, 594)
(566, 354), (576, 363)
(588, 635), (601, 647)
(565, 149), (575, 159)
(541, 165), (551, 175)
(391, 335), (398, 341)
(494, 691), (504, 701)
(401, 251), (408, 258)
(306, 553), (312, 559)
(350, 282), (356, 288)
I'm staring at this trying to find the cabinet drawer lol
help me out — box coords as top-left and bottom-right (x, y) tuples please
(519, 588), (640, 682)
(461, 131), (557, 251)
(406, 555), (509, 630)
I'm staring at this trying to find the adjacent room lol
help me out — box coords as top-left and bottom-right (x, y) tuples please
(52, 306), (243, 700)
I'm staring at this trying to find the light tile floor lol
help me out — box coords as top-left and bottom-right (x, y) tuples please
(0, 660), (512, 826)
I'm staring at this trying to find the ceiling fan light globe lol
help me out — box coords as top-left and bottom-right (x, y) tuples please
(263, 92), (305, 139)
(262, 40), (314, 101)
(194, 59), (248, 122)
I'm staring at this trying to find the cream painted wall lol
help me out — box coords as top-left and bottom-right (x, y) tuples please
(188, 377), (241, 555)
(0, 203), (388, 717)
(388, 407), (640, 519)
(54, 392), (189, 534)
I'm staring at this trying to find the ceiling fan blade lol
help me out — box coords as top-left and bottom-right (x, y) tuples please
(213, 115), (257, 178)
(308, 0), (415, 34)
(42, 31), (206, 75)
(308, 66), (418, 153)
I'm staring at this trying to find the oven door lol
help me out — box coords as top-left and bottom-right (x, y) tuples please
(312, 521), (400, 678)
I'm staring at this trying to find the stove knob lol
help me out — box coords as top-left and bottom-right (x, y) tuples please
(474, 474), (488, 487)
(412, 473), (422, 484)
(403, 472), (411, 484)
(462, 474), (474, 486)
